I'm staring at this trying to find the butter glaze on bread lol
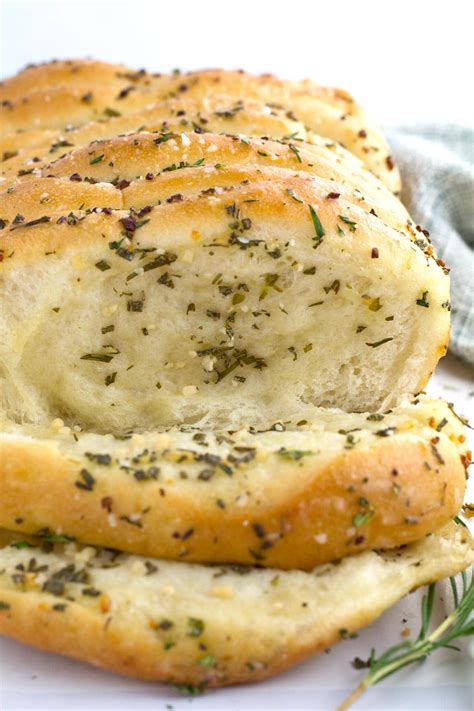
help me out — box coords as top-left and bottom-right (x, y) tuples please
(0, 94), (306, 178)
(1, 132), (407, 230)
(0, 60), (400, 192)
(0, 396), (468, 569)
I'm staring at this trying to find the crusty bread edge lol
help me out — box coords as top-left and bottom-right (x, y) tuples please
(0, 424), (467, 569)
(0, 524), (472, 687)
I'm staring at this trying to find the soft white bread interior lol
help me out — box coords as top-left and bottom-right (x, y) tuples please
(0, 523), (472, 688)
(0, 395), (469, 569)
(0, 139), (448, 432)
(0, 60), (400, 192)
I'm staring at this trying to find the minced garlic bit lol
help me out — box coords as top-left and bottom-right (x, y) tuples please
(130, 560), (147, 576)
(50, 417), (65, 431)
(314, 533), (328, 544)
(202, 355), (216, 372)
(182, 249), (194, 264)
(74, 546), (96, 565)
(155, 434), (171, 448)
(182, 385), (198, 395)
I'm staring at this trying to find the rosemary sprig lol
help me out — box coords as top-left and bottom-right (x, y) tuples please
(337, 569), (474, 710)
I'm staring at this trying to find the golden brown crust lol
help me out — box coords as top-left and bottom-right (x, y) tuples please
(0, 524), (472, 687)
(0, 133), (408, 239)
(1, 132), (407, 232)
(0, 398), (468, 569)
(0, 94), (305, 176)
(0, 60), (400, 192)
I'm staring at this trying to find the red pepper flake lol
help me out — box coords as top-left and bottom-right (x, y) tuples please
(386, 155), (395, 170)
(415, 224), (430, 237)
(371, 247), (379, 259)
(326, 192), (340, 200)
(116, 179), (130, 190)
(69, 173), (82, 181)
(167, 193), (184, 203)
(117, 85), (135, 100)
(358, 129), (368, 138)
(101, 496), (113, 512)
(120, 216), (137, 233)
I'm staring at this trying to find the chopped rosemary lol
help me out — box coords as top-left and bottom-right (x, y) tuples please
(338, 215), (357, 231)
(174, 684), (204, 696)
(289, 144), (302, 162)
(81, 353), (114, 363)
(278, 449), (313, 461)
(105, 372), (117, 386)
(365, 338), (394, 348)
(198, 654), (217, 667)
(416, 291), (430, 308)
(89, 154), (105, 165)
(337, 568), (474, 710)
(309, 205), (325, 242)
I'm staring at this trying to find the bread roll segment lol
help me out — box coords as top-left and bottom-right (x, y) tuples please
(0, 94), (306, 178)
(0, 396), (468, 569)
(0, 182), (449, 430)
(1, 132), (407, 230)
(0, 523), (472, 687)
(0, 60), (400, 192)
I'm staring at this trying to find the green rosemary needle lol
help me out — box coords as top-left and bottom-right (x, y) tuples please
(337, 568), (474, 710)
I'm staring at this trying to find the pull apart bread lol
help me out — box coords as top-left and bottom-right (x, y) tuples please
(0, 59), (471, 689)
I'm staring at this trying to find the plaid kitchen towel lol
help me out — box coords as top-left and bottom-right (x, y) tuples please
(387, 124), (474, 364)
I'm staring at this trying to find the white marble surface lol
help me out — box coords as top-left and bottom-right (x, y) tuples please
(0, 354), (472, 711)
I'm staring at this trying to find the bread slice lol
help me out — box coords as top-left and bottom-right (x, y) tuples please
(0, 396), (468, 569)
(0, 60), (400, 192)
(0, 523), (471, 688)
(0, 171), (448, 432)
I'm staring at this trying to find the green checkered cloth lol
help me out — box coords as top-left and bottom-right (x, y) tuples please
(387, 124), (474, 364)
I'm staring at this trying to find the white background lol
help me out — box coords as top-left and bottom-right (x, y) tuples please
(1, 0), (473, 126)
(0, 1), (473, 709)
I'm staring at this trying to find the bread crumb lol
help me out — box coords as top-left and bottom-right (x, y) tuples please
(212, 585), (234, 599)
(182, 249), (194, 264)
(182, 385), (198, 395)
(50, 418), (64, 431)
(130, 560), (147, 576)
